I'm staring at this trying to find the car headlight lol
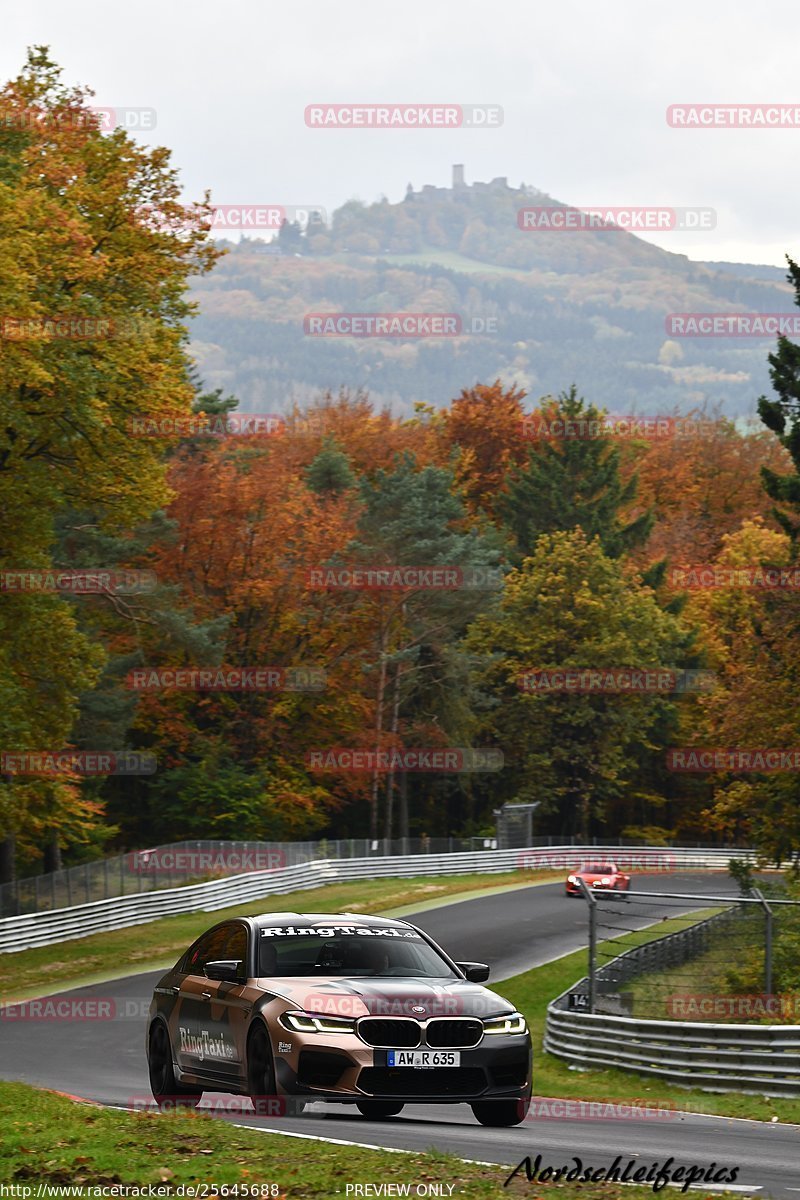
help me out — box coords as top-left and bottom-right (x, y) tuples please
(280, 1010), (356, 1035)
(601, 877), (611, 885)
(483, 1011), (527, 1035)
(567, 875), (577, 883)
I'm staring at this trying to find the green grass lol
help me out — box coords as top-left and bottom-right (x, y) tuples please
(0, 871), (555, 1000)
(380, 248), (531, 277)
(622, 919), (797, 1024)
(501, 918), (800, 1124)
(0, 1080), (698, 1197)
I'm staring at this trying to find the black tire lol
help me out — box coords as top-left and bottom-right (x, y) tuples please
(471, 1098), (530, 1127)
(356, 1100), (405, 1119)
(148, 1022), (202, 1108)
(248, 1023), (285, 1116)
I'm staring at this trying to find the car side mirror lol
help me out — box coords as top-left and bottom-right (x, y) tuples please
(456, 961), (490, 982)
(204, 959), (243, 983)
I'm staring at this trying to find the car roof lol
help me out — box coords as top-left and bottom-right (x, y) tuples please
(577, 863), (617, 871)
(250, 912), (414, 930)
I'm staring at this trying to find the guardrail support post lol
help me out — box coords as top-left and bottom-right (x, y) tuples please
(579, 877), (598, 1013)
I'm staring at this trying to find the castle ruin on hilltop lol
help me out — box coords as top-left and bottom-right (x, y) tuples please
(405, 165), (526, 200)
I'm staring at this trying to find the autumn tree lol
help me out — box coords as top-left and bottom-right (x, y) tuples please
(0, 49), (218, 878)
(466, 529), (689, 840)
(438, 380), (529, 515)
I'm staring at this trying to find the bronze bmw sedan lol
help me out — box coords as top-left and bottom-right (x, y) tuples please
(146, 912), (532, 1126)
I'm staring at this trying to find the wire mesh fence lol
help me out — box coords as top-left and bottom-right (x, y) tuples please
(0, 835), (501, 918)
(573, 883), (800, 1022)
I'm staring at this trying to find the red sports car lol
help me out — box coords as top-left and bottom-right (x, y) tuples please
(565, 861), (631, 897)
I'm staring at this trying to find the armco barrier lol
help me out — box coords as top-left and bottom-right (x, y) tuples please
(544, 1001), (800, 1097)
(544, 906), (800, 1097)
(0, 845), (756, 954)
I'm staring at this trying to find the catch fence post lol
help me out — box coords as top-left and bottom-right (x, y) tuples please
(751, 888), (773, 997)
(579, 877), (598, 1014)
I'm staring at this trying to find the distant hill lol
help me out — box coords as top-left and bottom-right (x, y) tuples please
(188, 170), (791, 418)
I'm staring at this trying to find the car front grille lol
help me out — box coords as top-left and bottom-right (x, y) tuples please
(296, 1049), (351, 1088)
(425, 1017), (483, 1048)
(357, 1018), (421, 1048)
(358, 1067), (487, 1097)
(489, 1059), (530, 1088)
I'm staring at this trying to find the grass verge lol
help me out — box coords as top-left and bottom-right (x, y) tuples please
(0, 871), (556, 1000)
(501, 920), (800, 1124)
(0, 1080), (700, 1197)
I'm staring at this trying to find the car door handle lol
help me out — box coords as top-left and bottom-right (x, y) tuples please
(201, 991), (212, 1000)
(171, 987), (180, 995)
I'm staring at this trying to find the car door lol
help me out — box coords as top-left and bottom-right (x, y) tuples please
(200, 921), (255, 1083)
(175, 923), (236, 1083)
(175, 921), (252, 1086)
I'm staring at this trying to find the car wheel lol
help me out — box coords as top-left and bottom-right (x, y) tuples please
(248, 1023), (280, 1115)
(471, 1098), (530, 1127)
(148, 1022), (202, 1108)
(356, 1100), (405, 1119)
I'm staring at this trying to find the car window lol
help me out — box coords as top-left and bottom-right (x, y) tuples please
(258, 928), (457, 978)
(185, 924), (235, 974)
(221, 924), (249, 977)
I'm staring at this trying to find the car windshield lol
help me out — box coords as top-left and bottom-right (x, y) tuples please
(257, 925), (458, 978)
(580, 863), (615, 874)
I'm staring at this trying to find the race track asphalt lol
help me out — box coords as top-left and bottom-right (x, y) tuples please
(1, 872), (797, 1195)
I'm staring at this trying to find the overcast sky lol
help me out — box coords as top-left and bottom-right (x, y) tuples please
(4, 0), (799, 266)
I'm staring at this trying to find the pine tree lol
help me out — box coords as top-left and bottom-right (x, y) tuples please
(758, 257), (800, 549)
(305, 438), (356, 496)
(499, 387), (654, 558)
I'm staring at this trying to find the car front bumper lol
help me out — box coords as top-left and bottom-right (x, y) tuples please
(272, 1032), (532, 1104)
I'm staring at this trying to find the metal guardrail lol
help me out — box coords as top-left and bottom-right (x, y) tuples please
(0, 844), (757, 955)
(0, 836), (498, 919)
(1, 834), (748, 919)
(544, 904), (800, 1097)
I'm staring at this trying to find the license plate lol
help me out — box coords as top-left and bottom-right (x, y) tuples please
(387, 1050), (460, 1068)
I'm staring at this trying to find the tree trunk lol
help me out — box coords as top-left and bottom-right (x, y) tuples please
(399, 770), (409, 844)
(369, 637), (388, 842)
(383, 664), (402, 842)
(43, 834), (62, 873)
(0, 833), (16, 886)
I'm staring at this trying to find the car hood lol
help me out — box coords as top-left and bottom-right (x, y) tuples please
(255, 975), (514, 1019)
